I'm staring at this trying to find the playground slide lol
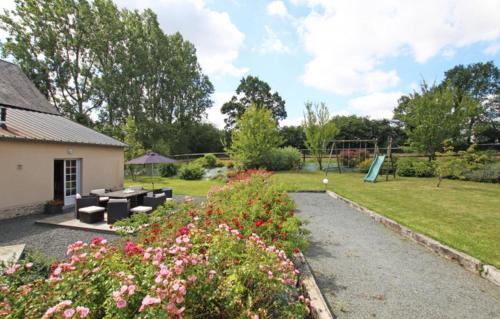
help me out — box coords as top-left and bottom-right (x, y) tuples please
(364, 155), (386, 183)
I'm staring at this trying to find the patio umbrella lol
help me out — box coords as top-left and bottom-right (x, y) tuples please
(126, 152), (177, 189)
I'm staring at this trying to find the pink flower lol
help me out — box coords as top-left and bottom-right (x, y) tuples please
(143, 252), (151, 261)
(76, 306), (90, 318)
(25, 262), (33, 269)
(188, 275), (197, 283)
(128, 285), (136, 296)
(63, 308), (75, 318)
(116, 299), (127, 309)
(5, 264), (20, 275)
(139, 295), (161, 312)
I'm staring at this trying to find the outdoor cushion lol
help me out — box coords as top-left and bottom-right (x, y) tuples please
(76, 193), (82, 199)
(108, 198), (127, 203)
(99, 196), (110, 202)
(154, 193), (165, 198)
(147, 192), (154, 197)
(78, 206), (105, 214)
(130, 206), (153, 213)
(90, 188), (106, 195)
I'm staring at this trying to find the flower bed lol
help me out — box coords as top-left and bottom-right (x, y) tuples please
(0, 171), (310, 318)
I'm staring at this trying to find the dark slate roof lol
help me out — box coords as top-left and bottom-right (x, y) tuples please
(0, 60), (59, 115)
(0, 106), (127, 147)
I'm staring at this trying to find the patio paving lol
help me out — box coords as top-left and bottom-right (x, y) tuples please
(291, 192), (500, 319)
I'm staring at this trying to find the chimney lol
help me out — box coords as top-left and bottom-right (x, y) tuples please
(0, 107), (5, 128)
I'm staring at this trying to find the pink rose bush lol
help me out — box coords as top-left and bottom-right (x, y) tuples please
(0, 172), (309, 318)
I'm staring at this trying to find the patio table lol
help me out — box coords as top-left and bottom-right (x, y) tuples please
(106, 189), (150, 208)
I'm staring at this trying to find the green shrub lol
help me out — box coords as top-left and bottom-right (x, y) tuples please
(413, 160), (435, 177)
(178, 163), (204, 180)
(159, 163), (178, 177)
(463, 162), (500, 183)
(357, 158), (373, 173)
(396, 157), (416, 176)
(225, 161), (234, 169)
(260, 147), (302, 171)
(194, 153), (219, 169)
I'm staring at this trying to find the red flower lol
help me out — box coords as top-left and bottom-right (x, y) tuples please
(293, 247), (300, 254)
(178, 226), (189, 235)
(91, 236), (105, 245)
(255, 219), (265, 227)
(267, 218), (273, 224)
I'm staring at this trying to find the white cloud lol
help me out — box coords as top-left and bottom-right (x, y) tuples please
(114, 0), (247, 78)
(267, 0), (289, 18)
(484, 42), (500, 55)
(295, 0), (500, 95)
(256, 26), (291, 54)
(205, 91), (233, 128)
(280, 116), (302, 127)
(348, 92), (404, 119)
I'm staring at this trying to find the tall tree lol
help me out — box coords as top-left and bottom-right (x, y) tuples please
(1, 0), (100, 124)
(303, 102), (337, 170)
(280, 125), (306, 149)
(394, 83), (469, 159)
(123, 115), (145, 181)
(442, 61), (500, 143)
(221, 75), (286, 129)
(227, 104), (282, 168)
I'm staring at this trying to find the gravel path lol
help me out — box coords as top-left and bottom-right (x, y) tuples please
(291, 193), (500, 319)
(0, 195), (204, 259)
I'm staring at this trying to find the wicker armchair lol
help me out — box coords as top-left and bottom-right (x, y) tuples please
(107, 199), (130, 224)
(143, 194), (166, 210)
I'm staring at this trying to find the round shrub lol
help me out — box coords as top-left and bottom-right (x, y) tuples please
(413, 160), (435, 177)
(261, 147), (302, 171)
(178, 163), (204, 180)
(194, 153), (219, 168)
(463, 162), (500, 183)
(159, 163), (178, 177)
(396, 157), (417, 176)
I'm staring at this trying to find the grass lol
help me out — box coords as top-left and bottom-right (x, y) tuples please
(272, 171), (500, 268)
(124, 175), (223, 197)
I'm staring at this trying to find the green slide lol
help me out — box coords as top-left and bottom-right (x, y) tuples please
(364, 155), (385, 183)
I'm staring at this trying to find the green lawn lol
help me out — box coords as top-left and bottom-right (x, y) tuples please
(124, 176), (223, 197)
(272, 171), (500, 268)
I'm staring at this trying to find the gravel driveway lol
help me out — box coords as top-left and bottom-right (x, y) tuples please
(0, 195), (204, 259)
(291, 192), (500, 319)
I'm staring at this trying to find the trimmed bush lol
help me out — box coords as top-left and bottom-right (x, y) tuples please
(260, 147), (302, 171)
(159, 163), (178, 177)
(194, 153), (219, 169)
(463, 162), (500, 183)
(413, 160), (435, 177)
(396, 158), (416, 176)
(396, 157), (435, 177)
(178, 163), (204, 180)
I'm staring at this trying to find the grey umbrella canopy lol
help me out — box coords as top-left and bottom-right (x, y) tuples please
(126, 152), (177, 189)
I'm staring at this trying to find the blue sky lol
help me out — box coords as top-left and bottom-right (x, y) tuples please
(1, 0), (499, 127)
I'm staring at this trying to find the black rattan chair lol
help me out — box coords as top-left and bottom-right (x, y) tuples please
(107, 199), (130, 224)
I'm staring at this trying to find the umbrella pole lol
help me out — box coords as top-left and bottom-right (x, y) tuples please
(151, 163), (155, 190)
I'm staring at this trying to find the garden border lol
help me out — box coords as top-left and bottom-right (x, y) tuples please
(296, 251), (335, 319)
(325, 190), (500, 287)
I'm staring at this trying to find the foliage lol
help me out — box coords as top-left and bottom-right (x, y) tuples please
(193, 153), (218, 169)
(280, 125), (306, 149)
(221, 75), (286, 129)
(159, 163), (178, 177)
(0, 174), (310, 318)
(396, 157), (434, 177)
(178, 163), (204, 180)
(356, 159), (373, 173)
(339, 148), (368, 167)
(0, 0), (214, 154)
(261, 147), (303, 171)
(303, 102), (338, 170)
(435, 143), (494, 186)
(462, 162), (500, 184)
(227, 105), (283, 169)
(394, 83), (469, 159)
(442, 61), (500, 144)
(123, 115), (146, 180)
(412, 161), (435, 177)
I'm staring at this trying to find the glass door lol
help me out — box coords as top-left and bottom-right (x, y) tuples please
(64, 159), (81, 206)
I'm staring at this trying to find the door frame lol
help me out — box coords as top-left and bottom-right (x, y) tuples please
(59, 158), (82, 206)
